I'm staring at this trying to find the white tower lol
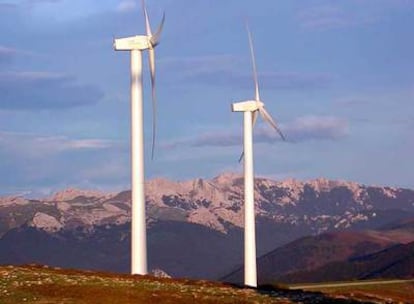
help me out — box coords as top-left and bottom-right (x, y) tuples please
(113, 1), (165, 275)
(232, 25), (286, 288)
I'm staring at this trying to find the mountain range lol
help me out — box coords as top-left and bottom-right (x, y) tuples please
(0, 173), (413, 281)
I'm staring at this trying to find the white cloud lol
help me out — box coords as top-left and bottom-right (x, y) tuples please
(162, 115), (349, 148)
(0, 46), (20, 65)
(0, 131), (116, 158)
(0, 46), (17, 56)
(117, 0), (137, 13)
(284, 115), (349, 142)
(0, 130), (129, 195)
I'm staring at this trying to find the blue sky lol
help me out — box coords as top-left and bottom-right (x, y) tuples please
(0, 0), (413, 196)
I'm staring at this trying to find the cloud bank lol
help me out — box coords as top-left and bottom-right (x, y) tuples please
(0, 131), (116, 158)
(161, 55), (333, 90)
(0, 72), (104, 110)
(0, 46), (17, 65)
(164, 115), (349, 148)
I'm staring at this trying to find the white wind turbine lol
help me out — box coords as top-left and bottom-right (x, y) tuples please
(231, 24), (286, 288)
(113, 0), (165, 275)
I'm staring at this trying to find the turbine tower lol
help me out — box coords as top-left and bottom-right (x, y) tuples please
(231, 24), (286, 288)
(113, 0), (165, 275)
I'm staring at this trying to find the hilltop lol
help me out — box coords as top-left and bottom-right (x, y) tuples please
(222, 217), (414, 284)
(0, 265), (373, 304)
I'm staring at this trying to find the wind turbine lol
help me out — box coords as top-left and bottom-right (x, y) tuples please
(113, 0), (165, 275)
(231, 24), (286, 288)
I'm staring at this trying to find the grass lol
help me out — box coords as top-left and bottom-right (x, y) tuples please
(324, 283), (414, 303)
(0, 265), (289, 304)
(0, 265), (381, 304)
(291, 280), (414, 303)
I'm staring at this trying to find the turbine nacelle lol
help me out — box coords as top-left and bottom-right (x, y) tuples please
(113, 2), (165, 52)
(113, 35), (152, 51)
(232, 100), (264, 112)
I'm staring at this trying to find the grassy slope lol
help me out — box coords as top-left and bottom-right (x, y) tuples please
(279, 241), (414, 283)
(298, 281), (414, 303)
(223, 230), (399, 284)
(0, 265), (370, 304)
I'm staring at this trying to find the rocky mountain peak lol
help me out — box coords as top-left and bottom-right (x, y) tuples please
(0, 195), (29, 206)
(48, 188), (109, 202)
(146, 178), (182, 194)
(305, 178), (359, 192)
(212, 172), (243, 186)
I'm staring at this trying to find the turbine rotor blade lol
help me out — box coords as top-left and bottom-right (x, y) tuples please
(238, 151), (244, 163)
(246, 22), (260, 101)
(142, 0), (152, 36)
(238, 110), (258, 163)
(148, 48), (157, 160)
(151, 13), (165, 46)
(252, 110), (258, 129)
(259, 106), (286, 141)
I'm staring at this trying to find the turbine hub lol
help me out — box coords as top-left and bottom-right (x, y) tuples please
(256, 100), (264, 108)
